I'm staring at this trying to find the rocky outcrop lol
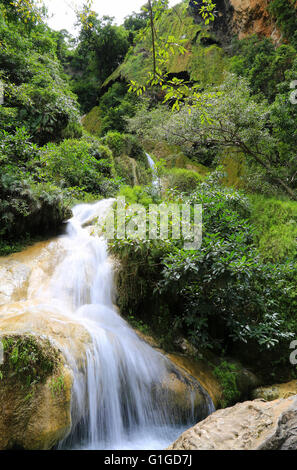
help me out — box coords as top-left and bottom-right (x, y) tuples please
(203, 0), (281, 45)
(159, 360), (215, 422)
(252, 381), (297, 402)
(0, 332), (74, 450)
(168, 396), (297, 450)
(229, 0), (281, 43)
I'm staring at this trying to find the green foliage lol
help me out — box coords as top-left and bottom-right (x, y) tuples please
(166, 167), (204, 193)
(0, 171), (70, 240)
(3, 0), (45, 27)
(98, 83), (139, 135)
(0, 236), (33, 256)
(111, 175), (295, 366)
(70, 14), (129, 111)
(151, 74), (296, 199)
(39, 138), (116, 194)
(269, 71), (297, 191)
(230, 36), (296, 101)
(49, 375), (65, 398)
(0, 5), (81, 144)
(61, 120), (83, 140)
(0, 334), (61, 389)
(127, 315), (151, 335)
(103, 131), (147, 165)
(249, 195), (297, 262)
(0, 127), (39, 165)
(118, 185), (156, 207)
(213, 361), (241, 408)
(0, 127), (73, 247)
(127, 101), (172, 139)
(103, 131), (127, 157)
(268, 0), (297, 48)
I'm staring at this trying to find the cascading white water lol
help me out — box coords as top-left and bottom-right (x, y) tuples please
(38, 199), (214, 450)
(146, 153), (159, 188)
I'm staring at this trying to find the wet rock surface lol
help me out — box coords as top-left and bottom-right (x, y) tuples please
(168, 396), (297, 450)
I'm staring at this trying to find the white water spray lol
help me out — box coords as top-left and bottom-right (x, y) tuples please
(146, 153), (159, 188)
(40, 199), (214, 450)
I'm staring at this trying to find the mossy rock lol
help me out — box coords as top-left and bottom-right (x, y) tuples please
(249, 195), (297, 262)
(143, 139), (210, 178)
(81, 106), (102, 136)
(0, 334), (73, 450)
(189, 44), (228, 84)
(252, 380), (297, 402)
(213, 359), (260, 408)
(115, 155), (150, 186)
(103, 3), (228, 89)
(219, 151), (246, 189)
(164, 167), (204, 193)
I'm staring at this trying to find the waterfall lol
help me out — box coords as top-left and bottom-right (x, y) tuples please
(39, 199), (214, 450)
(146, 153), (158, 188)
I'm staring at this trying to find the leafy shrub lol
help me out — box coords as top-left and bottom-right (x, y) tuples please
(103, 131), (147, 164)
(213, 361), (241, 408)
(39, 138), (114, 193)
(111, 175), (295, 376)
(249, 195), (297, 262)
(166, 168), (204, 193)
(103, 131), (127, 156)
(0, 335), (61, 388)
(0, 127), (39, 165)
(0, 172), (71, 240)
(230, 36), (296, 101)
(118, 185), (156, 207)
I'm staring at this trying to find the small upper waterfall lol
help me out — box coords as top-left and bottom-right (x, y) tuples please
(146, 153), (159, 188)
(35, 199), (215, 450)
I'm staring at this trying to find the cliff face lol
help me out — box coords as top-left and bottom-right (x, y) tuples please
(229, 0), (281, 42)
(102, 0), (296, 89)
(196, 0), (281, 45)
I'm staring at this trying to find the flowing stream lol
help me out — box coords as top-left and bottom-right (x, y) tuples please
(38, 197), (212, 450)
(0, 153), (214, 449)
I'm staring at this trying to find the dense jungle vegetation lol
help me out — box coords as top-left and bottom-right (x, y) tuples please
(0, 0), (296, 393)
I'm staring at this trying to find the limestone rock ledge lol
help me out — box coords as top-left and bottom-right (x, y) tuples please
(252, 381), (297, 402)
(167, 396), (297, 450)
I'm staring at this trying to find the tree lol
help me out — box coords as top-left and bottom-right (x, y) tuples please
(151, 74), (296, 199)
(230, 36), (296, 101)
(128, 0), (216, 114)
(71, 13), (129, 111)
(0, 1), (81, 144)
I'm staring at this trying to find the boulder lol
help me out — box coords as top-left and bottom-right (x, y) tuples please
(135, 331), (260, 409)
(0, 334), (73, 450)
(159, 362), (215, 423)
(168, 396), (297, 450)
(252, 381), (297, 402)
